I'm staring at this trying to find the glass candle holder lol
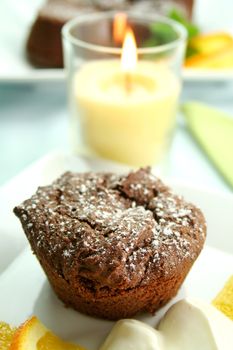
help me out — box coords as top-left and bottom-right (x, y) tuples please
(62, 11), (186, 167)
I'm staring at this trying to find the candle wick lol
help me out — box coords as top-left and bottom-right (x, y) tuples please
(125, 73), (132, 95)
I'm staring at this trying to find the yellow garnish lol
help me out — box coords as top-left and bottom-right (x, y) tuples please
(0, 321), (16, 350)
(185, 46), (233, 69)
(9, 316), (87, 350)
(37, 331), (86, 350)
(185, 31), (233, 69)
(189, 32), (233, 55)
(212, 275), (233, 320)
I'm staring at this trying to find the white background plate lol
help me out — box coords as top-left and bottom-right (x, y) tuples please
(0, 152), (233, 349)
(1, 0), (233, 83)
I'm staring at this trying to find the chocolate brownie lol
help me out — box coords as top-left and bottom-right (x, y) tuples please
(14, 168), (206, 320)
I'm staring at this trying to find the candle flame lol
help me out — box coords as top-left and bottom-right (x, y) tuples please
(113, 12), (127, 45)
(121, 27), (137, 72)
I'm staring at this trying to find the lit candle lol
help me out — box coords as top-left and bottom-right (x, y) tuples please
(73, 25), (180, 166)
(121, 27), (137, 94)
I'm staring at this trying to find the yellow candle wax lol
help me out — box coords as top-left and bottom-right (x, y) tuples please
(73, 60), (180, 166)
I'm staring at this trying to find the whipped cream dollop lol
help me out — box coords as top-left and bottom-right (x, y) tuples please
(100, 298), (233, 350)
(100, 319), (163, 350)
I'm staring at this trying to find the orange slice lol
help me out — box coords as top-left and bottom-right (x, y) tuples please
(9, 316), (86, 350)
(185, 31), (233, 68)
(185, 46), (233, 69)
(0, 321), (16, 350)
(189, 32), (233, 55)
(37, 331), (86, 350)
(212, 275), (233, 320)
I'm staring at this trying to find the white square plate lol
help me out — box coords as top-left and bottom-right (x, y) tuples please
(0, 152), (233, 349)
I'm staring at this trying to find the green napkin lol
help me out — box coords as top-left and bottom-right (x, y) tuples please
(182, 102), (233, 189)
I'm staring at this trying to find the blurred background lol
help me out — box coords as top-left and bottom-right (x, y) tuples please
(0, 0), (233, 192)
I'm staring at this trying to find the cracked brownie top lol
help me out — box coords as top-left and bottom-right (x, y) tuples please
(13, 168), (206, 291)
